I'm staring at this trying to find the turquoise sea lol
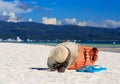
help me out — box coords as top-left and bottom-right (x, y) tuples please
(1, 40), (120, 48)
(22, 42), (120, 53)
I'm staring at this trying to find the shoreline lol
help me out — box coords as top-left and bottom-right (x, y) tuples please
(0, 42), (120, 53)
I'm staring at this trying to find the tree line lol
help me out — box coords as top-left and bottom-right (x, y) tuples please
(0, 21), (120, 41)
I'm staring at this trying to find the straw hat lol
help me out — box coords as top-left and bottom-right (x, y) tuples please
(51, 46), (69, 63)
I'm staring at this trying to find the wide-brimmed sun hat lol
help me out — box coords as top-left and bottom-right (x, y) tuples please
(52, 46), (69, 63)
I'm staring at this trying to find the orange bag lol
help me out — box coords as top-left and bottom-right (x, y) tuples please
(68, 46), (99, 70)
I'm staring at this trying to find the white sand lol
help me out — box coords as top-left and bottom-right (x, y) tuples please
(0, 43), (120, 84)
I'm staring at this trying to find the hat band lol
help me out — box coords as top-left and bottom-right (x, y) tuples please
(63, 47), (71, 64)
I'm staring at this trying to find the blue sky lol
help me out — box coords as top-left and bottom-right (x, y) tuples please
(0, 0), (120, 28)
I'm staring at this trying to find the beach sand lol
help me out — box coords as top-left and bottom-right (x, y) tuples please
(0, 43), (120, 84)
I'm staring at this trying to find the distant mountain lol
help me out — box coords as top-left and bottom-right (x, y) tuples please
(0, 21), (120, 41)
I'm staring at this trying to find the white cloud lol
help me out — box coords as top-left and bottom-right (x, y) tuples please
(56, 18), (120, 28)
(77, 21), (87, 26)
(59, 18), (88, 26)
(0, 11), (23, 22)
(0, 1), (32, 22)
(7, 11), (23, 22)
(103, 19), (120, 28)
(8, 11), (16, 17)
(84, 20), (120, 28)
(63, 18), (77, 25)
(42, 17), (57, 25)
(0, 0), (32, 13)
(2, 11), (8, 16)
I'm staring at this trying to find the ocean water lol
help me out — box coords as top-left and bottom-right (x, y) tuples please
(80, 43), (120, 48)
(2, 41), (119, 52)
(23, 42), (120, 52)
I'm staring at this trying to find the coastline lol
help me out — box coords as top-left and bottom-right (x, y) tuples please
(0, 42), (120, 53)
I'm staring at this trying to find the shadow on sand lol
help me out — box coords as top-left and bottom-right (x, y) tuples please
(29, 67), (49, 71)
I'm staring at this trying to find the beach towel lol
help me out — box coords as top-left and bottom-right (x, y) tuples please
(76, 65), (107, 73)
